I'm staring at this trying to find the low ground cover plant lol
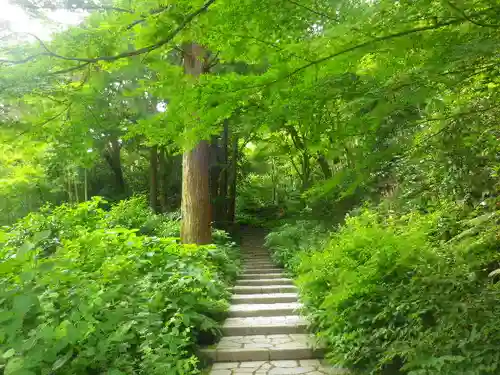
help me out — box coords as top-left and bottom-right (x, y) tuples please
(0, 197), (239, 375)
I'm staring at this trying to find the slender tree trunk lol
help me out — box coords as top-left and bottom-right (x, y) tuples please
(84, 168), (88, 201)
(67, 170), (73, 203)
(149, 145), (158, 212)
(158, 147), (168, 213)
(227, 134), (238, 224)
(271, 157), (277, 205)
(317, 153), (332, 179)
(301, 152), (311, 191)
(103, 136), (126, 195)
(74, 173), (79, 203)
(219, 121), (229, 226)
(181, 43), (211, 244)
(209, 135), (221, 225)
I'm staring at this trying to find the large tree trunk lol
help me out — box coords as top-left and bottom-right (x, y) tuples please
(158, 147), (168, 213)
(149, 145), (158, 212)
(181, 140), (211, 244)
(103, 136), (126, 195)
(181, 43), (212, 244)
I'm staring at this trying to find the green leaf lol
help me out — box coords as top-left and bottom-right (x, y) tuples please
(32, 230), (51, 242)
(2, 349), (15, 359)
(4, 357), (35, 375)
(16, 242), (34, 258)
(488, 269), (500, 278)
(13, 295), (35, 315)
(51, 350), (73, 371)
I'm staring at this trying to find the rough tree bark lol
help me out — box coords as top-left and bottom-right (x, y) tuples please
(149, 145), (158, 212)
(181, 43), (212, 244)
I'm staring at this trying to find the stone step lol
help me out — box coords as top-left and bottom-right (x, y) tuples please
(232, 293), (299, 304)
(237, 278), (294, 286)
(243, 261), (275, 266)
(209, 359), (347, 374)
(222, 316), (307, 335)
(201, 334), (324, 362)
(232, 285), (298, 294)
(244, 257), (273, 261)
(242, 265), (276, 270)
(229, 302), (302, 317)
(243, 267), (283, 273)
(240, 272), (286, 280)
(242, 262), (274, 266)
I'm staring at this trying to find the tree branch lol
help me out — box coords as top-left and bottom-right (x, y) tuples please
(231, 33), (313, 62)
(207, 51), (221, 69)
(1, 0), (216, 65)
(46, 62), (91, 75)
(126, 6), (170, 30)
(288, 154), (303, 179)
(0, 53), (45, 64)
(234, 17), (470, 92)
(444, 1), (500, 28)
(285, 0), (336, 21)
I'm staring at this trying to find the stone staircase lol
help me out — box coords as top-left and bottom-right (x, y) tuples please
(203, 234), (345, 374)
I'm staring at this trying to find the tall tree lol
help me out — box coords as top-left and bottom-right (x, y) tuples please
(180, 43), (211, 244)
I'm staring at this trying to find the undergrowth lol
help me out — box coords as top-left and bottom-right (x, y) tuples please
(266, 200), (500, 375)
(0, 196), (239, 375)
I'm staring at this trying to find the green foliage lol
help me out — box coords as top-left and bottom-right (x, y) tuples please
(105, 195), (168, 235)
(1, 0), (500, 373)
(268, 204), (500, 375)
(264, 221), (329, 272)
(0, 198), (239, 375)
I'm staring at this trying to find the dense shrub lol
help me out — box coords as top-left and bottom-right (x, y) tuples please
(0, 197), (239, 375)
(264, 220), (329, 272)
(267, 204), (500, 375)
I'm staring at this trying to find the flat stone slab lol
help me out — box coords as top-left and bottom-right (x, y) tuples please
(231, 293), (299, 304)
(216, 333), (322, 351)
(244, 267), (283, 272)
(201, 333), (324, 362)
(240, 273), (286, 280)
(223, 316), (307, 335)
(209, 360), (349, 374)
(237, 278), (294, 286)
(229, 302), (302, 317)
(232, 285), (298, 294)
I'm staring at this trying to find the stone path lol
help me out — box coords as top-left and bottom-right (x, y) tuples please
(203, 231), (347, 374)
